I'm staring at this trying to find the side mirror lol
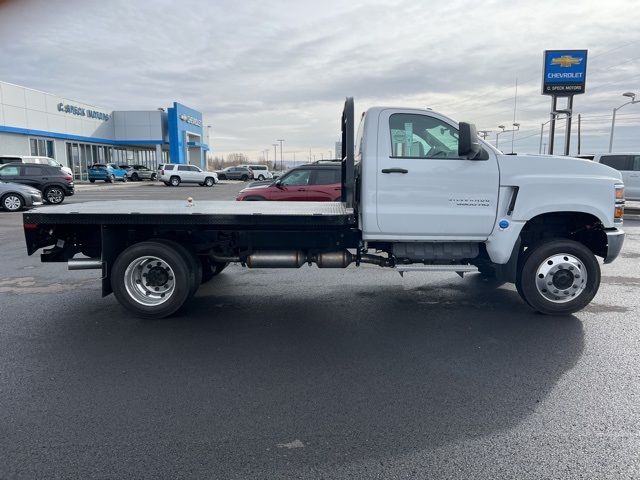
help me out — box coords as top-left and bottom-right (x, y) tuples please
(458, 122), (483, 160)
(275, 179), (284, 189)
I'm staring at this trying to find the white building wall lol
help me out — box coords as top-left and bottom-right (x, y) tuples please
(0, 81), (115, 139)
(113, 111), (163, 141)
(0, 132), (29, 156)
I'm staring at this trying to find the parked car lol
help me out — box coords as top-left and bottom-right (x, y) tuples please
(0, 155), (73, 176)
(0, 163), (74, 204)
(236, 163), (341, 201)
(592, 153), (640, 200)
(158, 163), (218, 187)
(216, 166), (254, 181)
(0, 180), (43, 212)
(88, 163), (128, 183)
(123, 165), (157, 181)
(240, 164), (272, 180)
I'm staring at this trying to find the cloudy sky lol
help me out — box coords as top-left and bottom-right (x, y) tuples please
(1, 0), (639, 161)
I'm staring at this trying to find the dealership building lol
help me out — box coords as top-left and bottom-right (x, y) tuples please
(0, 81), (208, 181)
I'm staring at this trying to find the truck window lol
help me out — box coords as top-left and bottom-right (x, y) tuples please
(281, 169), (311, 186)
(389, 113), (459, 159)
(632, 155), (640, 171)
(600, 155), (631, 171)
(312, 169), (340, 185)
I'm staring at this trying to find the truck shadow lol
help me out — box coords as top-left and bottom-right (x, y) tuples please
(23, 272), (584, 476)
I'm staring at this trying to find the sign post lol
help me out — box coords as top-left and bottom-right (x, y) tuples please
(542, 50), (588, 155)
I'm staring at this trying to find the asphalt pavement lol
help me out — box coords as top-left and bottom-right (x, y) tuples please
(1, 181), (639, 479)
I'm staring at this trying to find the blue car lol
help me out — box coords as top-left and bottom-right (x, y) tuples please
(88, 163), (128, 183)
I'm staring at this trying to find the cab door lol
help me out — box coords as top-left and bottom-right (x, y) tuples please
(375, 110), (499, 239)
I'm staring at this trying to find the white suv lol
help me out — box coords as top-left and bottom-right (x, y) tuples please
(158, 163), (218, 187)
(241, 164), (272, 181)
(0, 155), (73, 176)
(593, 153), (640, 201)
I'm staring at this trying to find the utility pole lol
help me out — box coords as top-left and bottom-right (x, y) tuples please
(277, 139), (285, 170)
(577, 114), (581, 155)
(272, 144), (278, 170)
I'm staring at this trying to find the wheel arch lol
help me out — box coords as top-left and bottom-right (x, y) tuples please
(1, 191), (26, 209)
(520, 211), (608, 259)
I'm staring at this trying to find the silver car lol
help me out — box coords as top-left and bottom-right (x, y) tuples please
(125, 165), (158, 181)
(0, 180), (43, 212)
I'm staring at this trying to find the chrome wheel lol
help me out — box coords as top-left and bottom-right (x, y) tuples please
(3, 194), (23, 211)
(46, 188), (64, 204)
(535, 253), (587, 304)
(124, 256), (175, 306)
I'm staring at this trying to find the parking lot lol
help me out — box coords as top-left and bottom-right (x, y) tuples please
(1, 182), (639, 479)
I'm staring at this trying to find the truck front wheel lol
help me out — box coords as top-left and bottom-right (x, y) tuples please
(111, 241), (193, 319)
(517, 239), (600, 315)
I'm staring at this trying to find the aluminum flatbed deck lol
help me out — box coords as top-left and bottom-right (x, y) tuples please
(23, 200), (356, 228)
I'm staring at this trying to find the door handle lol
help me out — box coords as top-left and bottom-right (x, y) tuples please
(297, 188), (306, 191)
(381, 168), (408, 174)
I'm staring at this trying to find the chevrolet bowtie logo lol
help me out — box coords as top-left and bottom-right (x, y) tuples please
(551, 55), (582, 68)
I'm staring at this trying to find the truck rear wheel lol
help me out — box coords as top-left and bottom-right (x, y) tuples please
(517, 239), (600, 315)
(111, 241), (193, 319)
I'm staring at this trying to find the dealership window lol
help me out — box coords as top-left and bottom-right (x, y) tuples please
(389, 114), (459, 158)
(30, 138), (55, 158)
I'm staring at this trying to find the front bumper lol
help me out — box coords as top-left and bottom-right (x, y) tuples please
(604, 227), (625, 264)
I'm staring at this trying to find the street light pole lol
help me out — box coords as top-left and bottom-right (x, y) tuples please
(609, 92), (638, 152)
(539, 120), (551, 154)
(277, 139), (285, 170)
(495, 124), (519, 152)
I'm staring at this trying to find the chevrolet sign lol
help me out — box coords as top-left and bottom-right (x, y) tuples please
(542, 50), (588, 96)
(179, 113), (202, 127)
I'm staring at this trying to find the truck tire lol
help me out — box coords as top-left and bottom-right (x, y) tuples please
(153, 239), (202, 300)
(170, 176), (180, 186)
(257, 175), (265, 180)
(517, 239), (600, 315)
(111, 241), (193, 319)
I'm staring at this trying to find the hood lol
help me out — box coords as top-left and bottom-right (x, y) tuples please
(497, 153), (623, 184)
(240, 181), (275, 191)
(1, 182), (41, 195)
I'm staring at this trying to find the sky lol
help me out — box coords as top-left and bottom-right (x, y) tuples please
(0, 0), (639, 162)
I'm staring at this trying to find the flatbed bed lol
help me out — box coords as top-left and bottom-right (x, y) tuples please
(24, 200), (357, 228)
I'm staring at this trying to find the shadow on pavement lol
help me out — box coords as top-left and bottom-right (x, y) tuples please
(3, 271), (584, 478)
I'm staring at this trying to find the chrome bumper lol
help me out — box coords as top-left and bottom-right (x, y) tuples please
(604, 227), (625, 264)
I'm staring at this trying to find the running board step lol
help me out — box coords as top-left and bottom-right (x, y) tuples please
(395, 264), (478, 278)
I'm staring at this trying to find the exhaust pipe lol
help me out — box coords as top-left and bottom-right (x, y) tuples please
(246, 251), (306, 268)
(239, 250), (392, 269)
(68, 258), (103, 270)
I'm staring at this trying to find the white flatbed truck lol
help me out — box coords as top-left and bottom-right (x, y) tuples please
(23, 98), (626, 318)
